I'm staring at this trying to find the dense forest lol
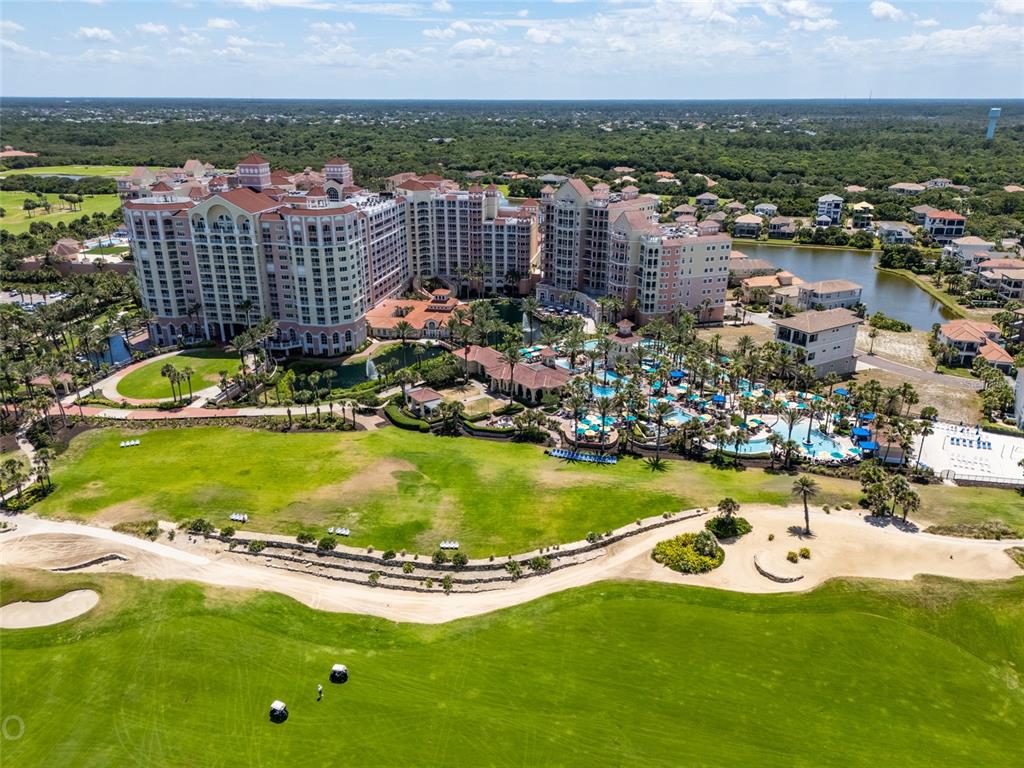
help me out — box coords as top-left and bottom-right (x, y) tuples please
(1, 99), (1022, 239)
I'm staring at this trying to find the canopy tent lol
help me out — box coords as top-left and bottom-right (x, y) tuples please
(859, 441), (879, 451)
(859, 412), (876, 421)
(834, 387), (849, 397)
(711, 394), (727, 404)
(851, 427), (871, 438)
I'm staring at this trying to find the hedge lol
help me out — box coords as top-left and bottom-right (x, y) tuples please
(384, 403), (431, 432)
(493, 402), (525, 416)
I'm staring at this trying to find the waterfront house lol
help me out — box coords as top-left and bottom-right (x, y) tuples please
(850, 201), (874, 229)
(923, 210), (967, 244)
(909, 204), (937, 225)
(773, 308), (863, 377)
(753, 203), (778, 217)
(875, 221), (915, 245)
(732, 214), (763, 238)
(936, 320), (1013, 372)
(942, 236), (996, 271)
(768, 216), (802, 239)
(976, 264), (1024, 303)
(816, 194), (844, 226)
(796, 279), (863, 311)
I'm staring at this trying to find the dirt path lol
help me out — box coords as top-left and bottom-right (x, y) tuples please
(3, 509), (1021, 625)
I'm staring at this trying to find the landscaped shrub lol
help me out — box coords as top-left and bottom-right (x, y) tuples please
(247, 539), (266, 553)
(381, 549), (396, 561)
(652, 531), (724, 573)
(296, 532), (315, 544)
(113, 520), (160, 541)
(432, 549), (449, 565)
(493, 402), (525, 417)
(384, 403), (430, 432)
(220, 525), (236, 538)
(317, 536), (338, 551)
(799, 548), (811, 559)
(586, 531), (600, 543)
(451, 552), (469, 569)
(442, 574), (453, 593)
(786, 551), (799, 563)
(402, 561), (415, 574)
(368, 571), (380, 585)
(705, 515), (753, 540)
(505, 560), (522, 580)
(187, 518), (214, 535)
(528, 556), (551, 572)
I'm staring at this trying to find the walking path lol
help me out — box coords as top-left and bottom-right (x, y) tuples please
(2, 507), (1020, 624)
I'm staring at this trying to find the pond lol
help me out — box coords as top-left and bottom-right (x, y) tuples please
(286, 342), (446, 389)
(740, 243), (957, 329)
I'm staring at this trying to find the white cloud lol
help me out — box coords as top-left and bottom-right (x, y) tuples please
(869, 2), (907, 22)
(0, 20), (26, 33)
(226, 35), (257, 46)
(423, 26), (455, 39)
(517, 9), (529, 17)
(1, 38), (51, 58)
(206, 18), (239, 30)
(991, 0), (1024, 15)
(432, 0), (453, 11)
(449, 37), (516, 58)
(310, 21), (356, 33)
(75, 26), (116, 41)
(424, 20), (503, 38)
(230, 0), (335, 9)
(790, 18), (838, 31)
(135, 22), (170, 35)
(334, 2), (420, 15)
(915, 18), (939, 28)
(779, 0), (830, 19)
(525, 27), (563, 44)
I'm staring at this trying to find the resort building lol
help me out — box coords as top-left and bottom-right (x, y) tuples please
(923, 210), (967, 243)
(772, 308), (863, 377)
(395, 175), (540, 296)
(935, 320), (1014, 372)
(460, 344), (570, 403)
(365, 289), (466, 340)
(124, 154), (409, 353)
(816, 194), (844, 226)
(795, 279), (863, 311)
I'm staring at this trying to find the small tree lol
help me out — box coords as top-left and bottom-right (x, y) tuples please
(717, 497), (740, 519)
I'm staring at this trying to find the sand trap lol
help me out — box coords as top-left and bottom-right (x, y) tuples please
(0, 590), (99, 629)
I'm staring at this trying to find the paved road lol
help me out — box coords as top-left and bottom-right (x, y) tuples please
(857, 355), (983, 390)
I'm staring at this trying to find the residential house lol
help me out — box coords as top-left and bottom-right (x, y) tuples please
(724, 201), (746, 214)
(753, 203), (778, 217)
(768, 216), (802, 239)
(923, 210), (967, 244)
(695, 192), (719, 210)
(850, 201), (874, 229)
(773, 309), (863, 377)
(732, 213), (762, 238)
(942, 236), (996, 271)
(796, 279), (863, 311)
(729, 256), (776, 282)
(936, 320), (1014, 372)
(816, 194), (843, 226)
(740, 271), (802, 303)
(909, 204), (937, 225)
(888, 182), (926, 195)
(875, 221), (915, 245)
(976, 264), (1024, 303)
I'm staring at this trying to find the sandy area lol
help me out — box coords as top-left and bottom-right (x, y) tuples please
(1, 510), (1020, 625)
(0, 589), (99, 629)
(851, 368), (982, 425)
(856, 327), (934, 369)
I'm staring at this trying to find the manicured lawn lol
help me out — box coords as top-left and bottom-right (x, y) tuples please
(115, 350), (242, 400)
(33, 426), (1024, 554)
(85, 245), (129, 256)
(0, 164), (133, 177)
(2, 571), (1022, 767)
(0, 190), (121, 235)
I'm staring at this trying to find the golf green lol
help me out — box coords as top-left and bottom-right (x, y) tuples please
(115, 350), (242, 400)
(2, 572), (1022, 766)
(32, 426), (1024, 556)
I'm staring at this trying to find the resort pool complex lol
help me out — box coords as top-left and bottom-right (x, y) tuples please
(732, 418), (848, 457)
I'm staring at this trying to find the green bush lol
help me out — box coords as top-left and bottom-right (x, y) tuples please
(384, 403), (430, 432)
(451, 552), (469, 569)
(432, 549), (448, 565)
(493, 402), (525, 416)
(786, 551), (799, 563)
(382, 549), (397, 561)
(505, 560), (522, 580)
(368, 571), (380, 586)
(705, 515), (753, 540)
(317, 536), (338, 551)
(442, 574), (453, 594)
(187, 518), (214, 535)
(296, 532), (316, 544)
(247, 539), (266, 553)
(402, 561), (415, 574)
(799, 547), (811, 559)
(586, 531), (600, 543)
(652, 531), (724, 573)
(528, 556), (552, 572)
(220, 525), (236, 538)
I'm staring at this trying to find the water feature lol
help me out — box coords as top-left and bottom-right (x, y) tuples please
(365, 357), (379, 381)
(82, 334), (133, 368)
(740, 243), (956, 329)
(732, 416), (845, 456)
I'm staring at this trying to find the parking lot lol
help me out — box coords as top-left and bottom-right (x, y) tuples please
(0, 288), (67, 310)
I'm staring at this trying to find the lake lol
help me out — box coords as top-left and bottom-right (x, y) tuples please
(739, 243), (956, 329)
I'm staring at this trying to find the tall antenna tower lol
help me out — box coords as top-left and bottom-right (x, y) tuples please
(986, 107), (1001, 140)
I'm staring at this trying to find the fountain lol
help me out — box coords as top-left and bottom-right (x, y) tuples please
(365, 357), (378, 381)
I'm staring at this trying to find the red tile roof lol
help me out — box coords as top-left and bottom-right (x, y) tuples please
(239, 153), (268, 165)
(927, 210), (966, 221)
(216, 188), (281, 213)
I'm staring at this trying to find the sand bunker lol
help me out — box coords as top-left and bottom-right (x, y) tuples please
(0, 590), (100, 629)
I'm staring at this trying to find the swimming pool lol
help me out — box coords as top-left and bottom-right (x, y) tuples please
(591, 384), (616, 399)
(731, 418), (844, 455)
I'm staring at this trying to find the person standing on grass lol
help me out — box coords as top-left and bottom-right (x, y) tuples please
(317, 684), (323, 701)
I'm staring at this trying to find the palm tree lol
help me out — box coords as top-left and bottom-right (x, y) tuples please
(160, 363), (177, 401)
(900, 489), (920, 523)
(499, 346), (522, 405)
(181, 366), (195, 400)
(651, 400), (674, 466)
(394, 320), (415, 367)
(717, 497), (740, 519)
(792, 475), (819, 534)
(887, 475), (912, 517)
(33, 447), (55, 489)
(767, 432), (784, 469)
(237, 298), (255, 330)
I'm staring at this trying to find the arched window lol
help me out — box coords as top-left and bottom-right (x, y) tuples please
(327, 187), (340, 202)
(344, 330), (352, 342)
(305, 332), (313, 346)
(332, 332), (340, 346)
(320, 333), (328, 346)
(289, 328), (297, 341)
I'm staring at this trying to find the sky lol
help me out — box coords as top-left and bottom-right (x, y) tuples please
(1, 0), (1022, 99)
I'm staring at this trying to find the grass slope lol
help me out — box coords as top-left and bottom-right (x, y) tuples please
(33, 427), (1024, 555)
(0, 191), (121, 235)
(0, 164), (133, 177)
(2, 571), (1022, 767)
(115, 350), (242, 400)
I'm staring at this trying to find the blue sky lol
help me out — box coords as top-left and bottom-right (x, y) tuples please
(1, 1), (1022, 99)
